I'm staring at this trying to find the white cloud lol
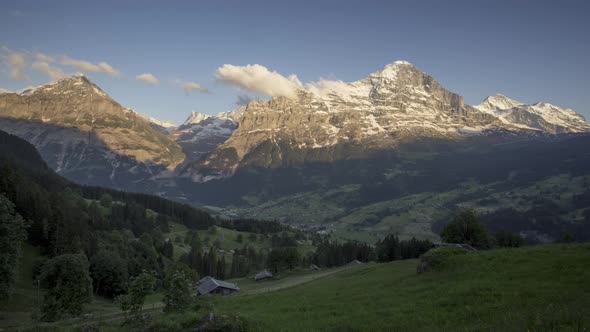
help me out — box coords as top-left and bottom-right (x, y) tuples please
(304, 79), (357, 98)
(1, 47), (123, 81)
(97, 62), (120, 77)
(60, 56), (121, 77)
(7, 52), (26, 68)
(31, 61), (67, 80)
(1, 48), (28, 80)
(177, 80), (209, 94)
(9, 68), (27, 80)
(215, 64), (302, 98)
(136, 73), (160, 84)
(35, 53), (55, 62)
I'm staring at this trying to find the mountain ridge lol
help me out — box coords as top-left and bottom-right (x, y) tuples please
(190, 61), (589, 180)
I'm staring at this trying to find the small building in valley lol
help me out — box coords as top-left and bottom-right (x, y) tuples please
(196, 276), (240, 296)
(254, 270), (273, 281)
(309, 264), (320, 271)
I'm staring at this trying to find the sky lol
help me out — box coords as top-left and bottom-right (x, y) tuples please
(1, 0), (589, 124)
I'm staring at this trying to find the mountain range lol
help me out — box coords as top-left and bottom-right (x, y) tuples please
(1, 61), (589, 242)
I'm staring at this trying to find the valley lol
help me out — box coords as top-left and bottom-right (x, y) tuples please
(1, 8), (590, 329)
(2, 61), (590, 244)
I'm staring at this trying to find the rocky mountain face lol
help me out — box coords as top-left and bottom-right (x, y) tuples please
(171, 111), (238, 162)
(0, 63), (587, 195)
(193, 61), (589, 180)
(0, 75), (185, 189)
(474, 94), (590, 133)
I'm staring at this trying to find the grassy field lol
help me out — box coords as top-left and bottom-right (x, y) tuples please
(206, 244), (590, 331)
(3, 244), (590, 331)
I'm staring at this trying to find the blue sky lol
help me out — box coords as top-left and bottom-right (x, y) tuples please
(1, 0), (589, 124)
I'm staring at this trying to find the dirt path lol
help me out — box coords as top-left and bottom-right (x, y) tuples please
(238, 265), (357, 296)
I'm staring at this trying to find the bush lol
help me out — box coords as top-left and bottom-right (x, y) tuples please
(416, 247), (469, 274)
(441, 210), (491, 249)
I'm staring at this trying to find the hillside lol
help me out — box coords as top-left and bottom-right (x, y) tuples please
(207, 244), (590, 331)
(183, 133), (590, 243)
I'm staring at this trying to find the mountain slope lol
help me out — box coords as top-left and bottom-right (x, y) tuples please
(194, 61), (589, 179)
(172, 111), (238, 162)
(0, 75), (185, 188)
(475, 94), (590, 133)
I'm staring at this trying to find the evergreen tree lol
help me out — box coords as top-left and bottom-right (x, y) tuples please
(0, 193), (28, 300)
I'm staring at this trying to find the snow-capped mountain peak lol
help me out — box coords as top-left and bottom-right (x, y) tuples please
(475, 95), (590, 133)
(182, 111), (211, 126)
(477, 94), (526, 113)
(125, 108), (177, 132)
(18, 74), (108, 98)
(174, 111), (238, 162)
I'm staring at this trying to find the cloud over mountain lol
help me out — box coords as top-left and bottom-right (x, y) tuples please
(1, 48), (28, 80)
(31, 61), (68, 80)
(215, 64), (302, 98)
(136, 73), (160, 84)
(60, 56), (121, 77)
(177, 80), (209, 94)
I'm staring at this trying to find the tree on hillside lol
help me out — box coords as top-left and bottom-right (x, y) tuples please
(89, 251), (128, 298)
(100, 193), (113, 209)
(160, 240), (174, 259)
(39, 254), (92, 321)
(0, 193), (28, 300)
(268, 247), (300, 272)
(117, 271), (156, 323)
(441, 210), (491, 249)
(375, 235), (431, 262)
(163, 268), (194, 312)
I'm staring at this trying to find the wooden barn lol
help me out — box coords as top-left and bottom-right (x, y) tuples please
(196, 276), (240, 296)
(254, 270), (273, 281)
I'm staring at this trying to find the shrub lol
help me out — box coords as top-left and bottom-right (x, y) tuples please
(441, 210), (491, 249)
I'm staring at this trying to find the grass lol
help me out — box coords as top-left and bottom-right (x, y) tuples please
(6, 243), (590, 331)
(206, 243), (590, 331)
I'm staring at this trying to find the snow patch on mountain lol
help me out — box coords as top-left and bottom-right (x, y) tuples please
(475, 94), (590, 133)
(172, 111), (239, 162)
(183, 111), (211, 126)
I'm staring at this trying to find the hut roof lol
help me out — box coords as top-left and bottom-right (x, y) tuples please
(196, 277), (240, 295)
(255, 270), (273, 280)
